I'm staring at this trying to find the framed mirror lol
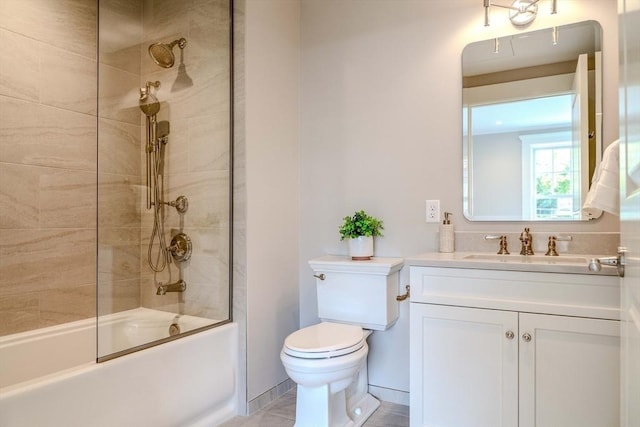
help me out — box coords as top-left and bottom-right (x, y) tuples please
(462, 20), (603, 221)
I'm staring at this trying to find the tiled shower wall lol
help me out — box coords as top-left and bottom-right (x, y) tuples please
(97, 0), (143, 317)
(0, 1), (98, 336)
(0, 0), (231, 336)
(136, 0), (231, 320)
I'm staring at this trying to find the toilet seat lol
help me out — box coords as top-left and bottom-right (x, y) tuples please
(284, 322), (365, 359)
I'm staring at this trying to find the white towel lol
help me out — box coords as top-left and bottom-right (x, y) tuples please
(582, 140), (619, 217)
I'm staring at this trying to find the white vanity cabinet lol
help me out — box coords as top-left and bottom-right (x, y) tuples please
(408, 263), (620, 427)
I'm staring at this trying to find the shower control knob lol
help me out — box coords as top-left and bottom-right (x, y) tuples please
(169, 233), (192, 263)
(167, 195), (189, 214)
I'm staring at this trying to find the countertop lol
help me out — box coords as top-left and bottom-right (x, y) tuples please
(405, 252), (619, 276)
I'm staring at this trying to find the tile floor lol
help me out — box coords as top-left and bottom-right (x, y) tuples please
(220, 388), (410, 427)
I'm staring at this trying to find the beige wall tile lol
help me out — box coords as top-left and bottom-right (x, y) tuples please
(0, 0), (97, 59)
(0, 294), (39, 336)
(0, 228), (95, 297)
(38, 284), (95, 327)
(98, 63), (141, 124)
(156, 58), (230, 123)
(181, 282), (229, 320)
(98, 227), (141, 279)
(166, 170), (230, 228)
(188, 112), (231, 172)
(0, 164), (95, 229)
(189, 0), (231, 63)
(99, 0), (142, 74)
(99, 118), (142, 176)
(40, 168), (96, 228)
(178, 227), (229, 320)
(0, 29), (40, 101)
(98, 172), (142, 228)
(0, 96), (96, 171)
(0, 163), (40, 229)
(98, 275), (140, 316)
(40, 45), (97, 115)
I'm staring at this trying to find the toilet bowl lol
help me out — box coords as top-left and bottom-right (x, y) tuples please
(280, 322), (379, 427)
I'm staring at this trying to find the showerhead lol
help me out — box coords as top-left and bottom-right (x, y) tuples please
(148, 38), (187, 68)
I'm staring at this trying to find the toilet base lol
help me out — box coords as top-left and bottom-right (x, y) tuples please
(292, 359), (379, 427)
(293, 387), (379, 427)
(346, 392), (380, 427)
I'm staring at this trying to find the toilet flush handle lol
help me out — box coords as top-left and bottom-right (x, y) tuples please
(313, 273), (326, 280)
(396, 285), (410, 301)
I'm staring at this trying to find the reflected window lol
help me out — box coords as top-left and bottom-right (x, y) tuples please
(530, 142), (574, 219)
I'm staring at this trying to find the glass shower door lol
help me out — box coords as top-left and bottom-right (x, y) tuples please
(97, 0), (232, 360)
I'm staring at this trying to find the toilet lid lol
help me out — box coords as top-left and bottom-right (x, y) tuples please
(284, 322), (365, 359)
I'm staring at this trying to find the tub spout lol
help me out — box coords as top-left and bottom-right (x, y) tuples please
(156, 280), (187, 295)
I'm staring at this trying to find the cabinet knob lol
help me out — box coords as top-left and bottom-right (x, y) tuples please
(505, 330), (515, 340)
(522, 332), (532, 342)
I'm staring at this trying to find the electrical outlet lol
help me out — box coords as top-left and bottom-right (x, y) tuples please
(426, 200), (440, 223)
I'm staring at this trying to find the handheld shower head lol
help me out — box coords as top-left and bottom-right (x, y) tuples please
(148, 38), (187, 68)
(139, 81), (160, 116)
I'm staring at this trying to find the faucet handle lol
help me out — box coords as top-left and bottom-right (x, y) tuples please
(485, 235), (509, 255)
(545, 235), (572, 256)
(545, 236), (558, 256)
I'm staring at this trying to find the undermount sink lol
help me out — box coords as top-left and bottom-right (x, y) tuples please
(463, 254), (589, 264)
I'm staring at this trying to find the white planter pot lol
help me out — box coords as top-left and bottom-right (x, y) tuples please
(348, 236), (374, 260)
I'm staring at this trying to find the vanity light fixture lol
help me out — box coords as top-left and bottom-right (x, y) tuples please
(483, 0), (557, 27)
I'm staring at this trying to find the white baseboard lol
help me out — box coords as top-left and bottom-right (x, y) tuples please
(247, 378), (295, 415)
(368, 385), (410, 406)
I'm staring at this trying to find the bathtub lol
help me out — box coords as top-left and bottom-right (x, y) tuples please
(0, 308), (238, 427)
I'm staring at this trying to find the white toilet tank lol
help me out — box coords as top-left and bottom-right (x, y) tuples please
(308, 256), (404, 330)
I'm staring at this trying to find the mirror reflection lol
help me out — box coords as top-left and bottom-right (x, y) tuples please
(462, 20), (602, 221)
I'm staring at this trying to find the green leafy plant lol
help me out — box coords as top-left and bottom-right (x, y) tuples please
(338, 210), (384, 240)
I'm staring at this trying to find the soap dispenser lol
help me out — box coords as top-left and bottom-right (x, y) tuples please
(439, 212), (454, 253)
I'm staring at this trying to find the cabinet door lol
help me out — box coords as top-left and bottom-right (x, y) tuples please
(519, 313), (620, 427)
(410, 304), (519, 427)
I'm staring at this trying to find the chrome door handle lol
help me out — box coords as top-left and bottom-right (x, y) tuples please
(313, 274), (325, 280)
(522, 332), (532, 342)
(505, 330), (515, 340)
(588, 247), (626, 277)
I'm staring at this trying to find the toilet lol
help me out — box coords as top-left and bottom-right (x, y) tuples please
(280, 256), (404, 427)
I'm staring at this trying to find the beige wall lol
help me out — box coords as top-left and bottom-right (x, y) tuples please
(0, 1), (97, 336)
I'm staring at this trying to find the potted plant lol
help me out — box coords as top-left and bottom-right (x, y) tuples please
(338, 210), (384, 260)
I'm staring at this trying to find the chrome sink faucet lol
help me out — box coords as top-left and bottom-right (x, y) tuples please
(519, 227), (534, 255)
